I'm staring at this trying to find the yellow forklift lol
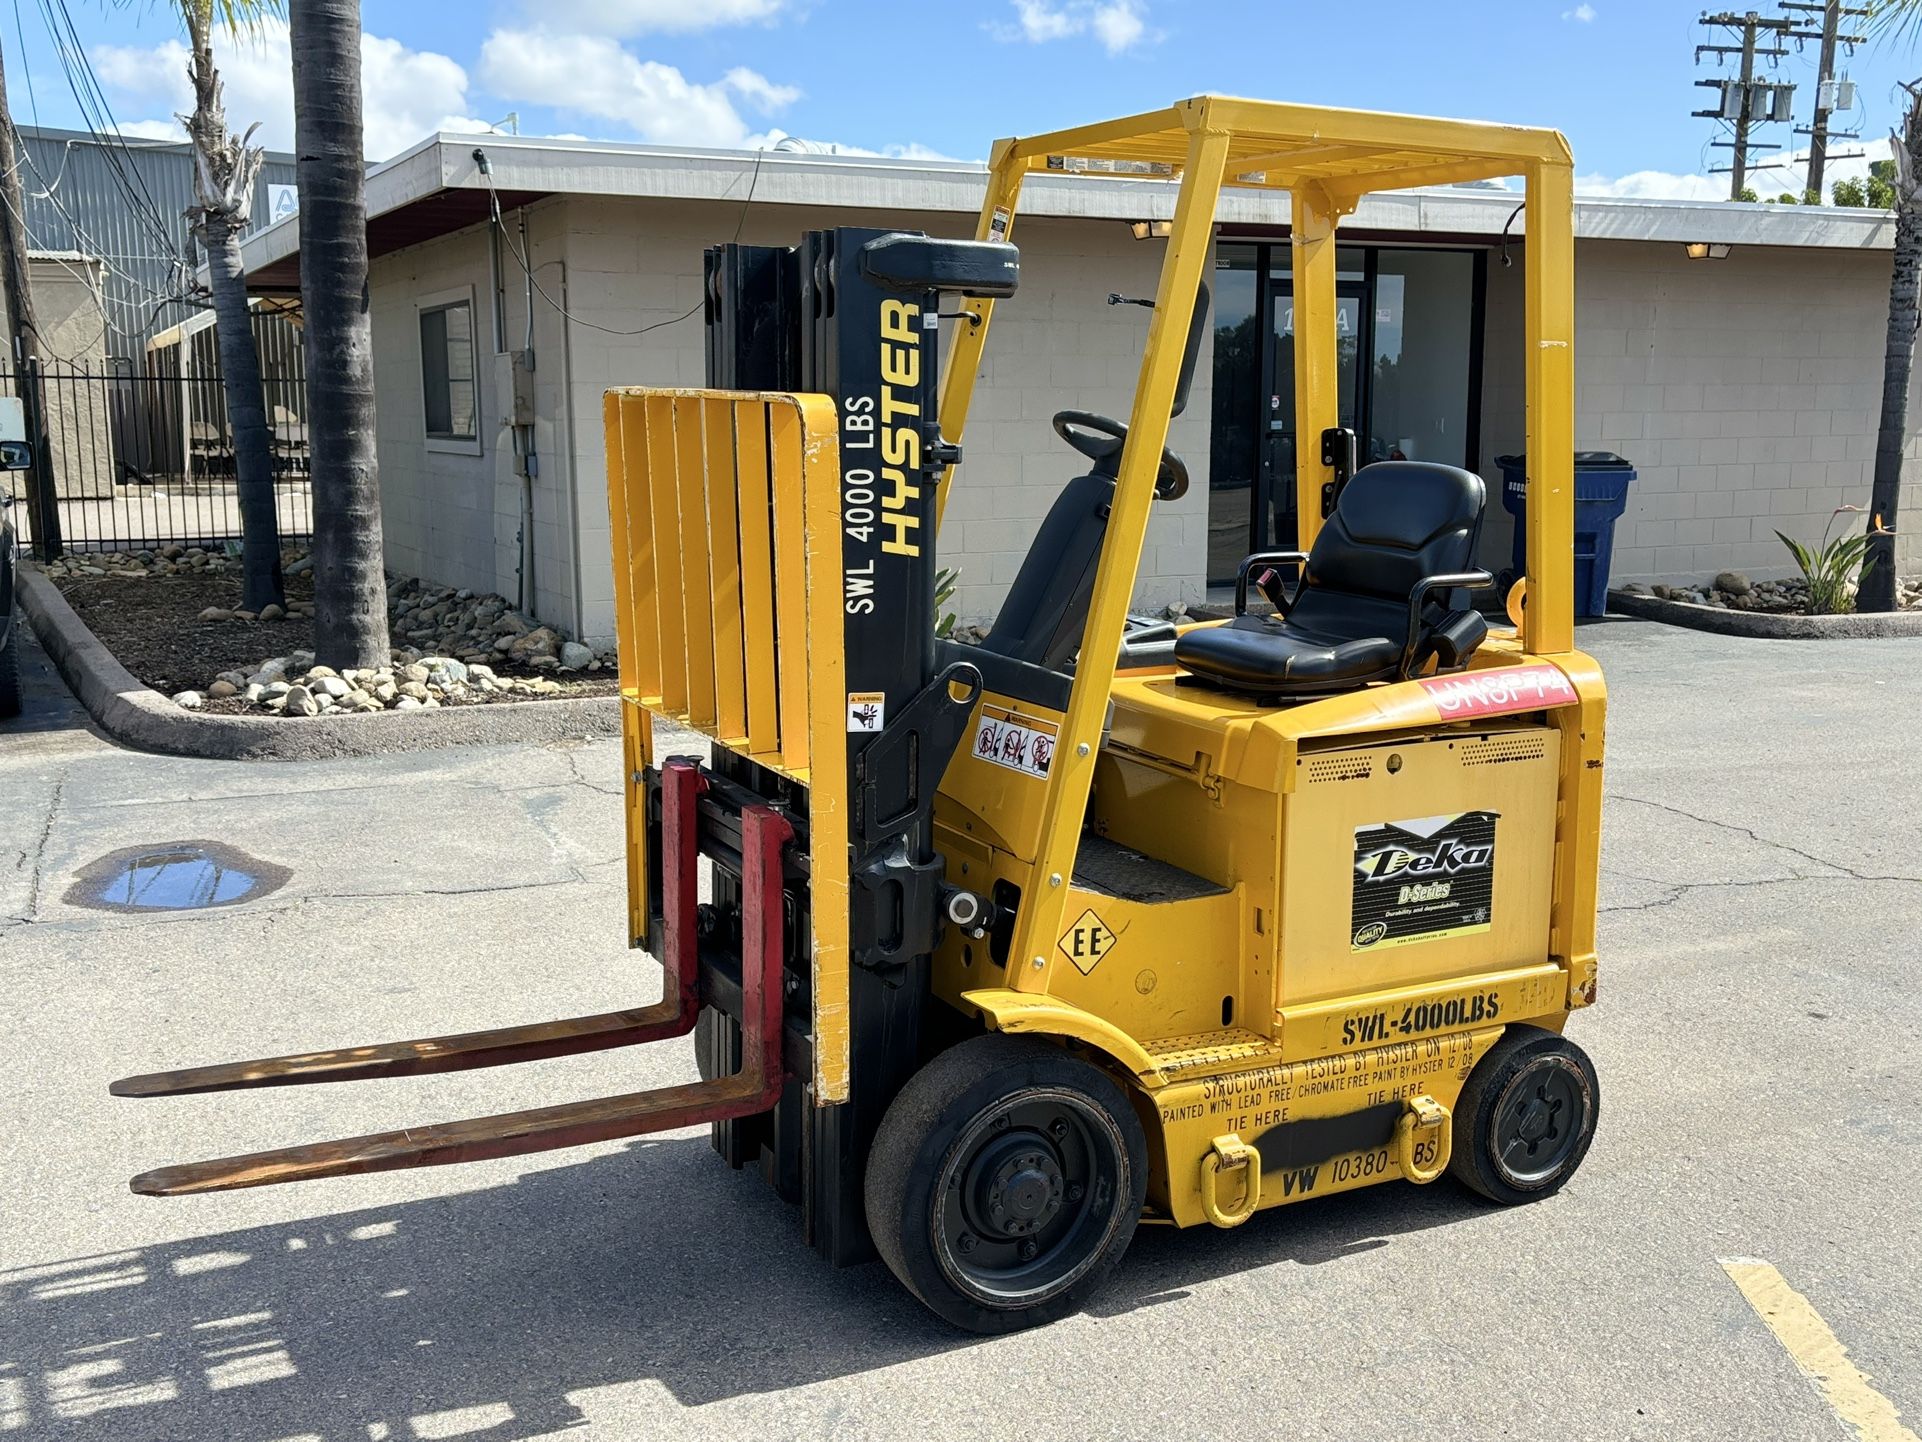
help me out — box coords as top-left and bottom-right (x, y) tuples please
(112, 96), (1605, 1334)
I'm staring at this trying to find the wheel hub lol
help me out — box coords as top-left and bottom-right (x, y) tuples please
(971, 1134), (1065, 1237)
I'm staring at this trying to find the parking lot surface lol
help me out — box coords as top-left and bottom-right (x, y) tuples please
(3, 619), (1918, 1441)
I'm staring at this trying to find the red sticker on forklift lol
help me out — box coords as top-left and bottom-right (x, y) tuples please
(1418, 664), (1575, 719)
(1352, 812), (1497, 950)
(971, 704), (1056, 779)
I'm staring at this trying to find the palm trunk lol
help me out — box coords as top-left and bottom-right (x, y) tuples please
(183, 1), (281, 611)
(1862, 86), (1922, 613)
(205, 216), (284, 611)
(291, 0), (389, 668)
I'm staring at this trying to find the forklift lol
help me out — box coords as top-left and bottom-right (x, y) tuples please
(111, 97), (1605, 1334)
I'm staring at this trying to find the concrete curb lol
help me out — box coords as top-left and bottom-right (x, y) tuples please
(18, 565), (622, 761)
(1607, 587), (1922, 639)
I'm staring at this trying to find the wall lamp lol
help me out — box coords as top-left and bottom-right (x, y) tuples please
(1129, 219), (1172, 240)
(1684, 242), (1732, 260)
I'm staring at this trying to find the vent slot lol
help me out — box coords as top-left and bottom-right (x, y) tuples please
(1460, 734), (1548, 768)
(1304, 754), (1373, 784)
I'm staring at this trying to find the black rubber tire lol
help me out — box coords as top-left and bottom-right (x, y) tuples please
(0, 621), (21, 720)
(1449, 1024), (1599, 1205)
(865, 1034), (1147, 1334)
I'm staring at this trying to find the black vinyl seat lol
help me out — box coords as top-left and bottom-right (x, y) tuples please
(1176, 461), (1493, 698)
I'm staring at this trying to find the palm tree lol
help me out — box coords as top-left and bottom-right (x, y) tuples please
(1860, 80), (1922, 611)
(179, 0), (284, 614)
(291, 0), (388, 667)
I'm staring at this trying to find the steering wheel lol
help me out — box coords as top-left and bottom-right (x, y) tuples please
(1051, 410), (1189, 500)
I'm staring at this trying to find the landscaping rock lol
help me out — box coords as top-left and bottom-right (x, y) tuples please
(197, 607), (234, 622)
(283, 685), (319, 717)
(511, 626), (562, 661)
(1714, 570), (1752, 597)
(207, 679), (238, 699)
(314, 675), (351, 700)
(259, 603), (286, 622)
(171, 690), (203, 709)
(559, 641), (593, 671)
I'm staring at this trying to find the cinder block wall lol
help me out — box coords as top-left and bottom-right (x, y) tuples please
(562, 196), (1210, 640)
(367, 204), (579, 631)
(1481, 236), (1920, 587)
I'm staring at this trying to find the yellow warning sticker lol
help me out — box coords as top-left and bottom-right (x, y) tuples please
(1057, 907), (1117, 975)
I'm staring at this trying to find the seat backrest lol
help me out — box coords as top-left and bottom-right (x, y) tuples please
(979, 472), (1112, 672)
(1290, 461), (1485, 639)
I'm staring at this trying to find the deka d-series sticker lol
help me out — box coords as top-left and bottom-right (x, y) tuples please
(1351, 811), (1497, 950)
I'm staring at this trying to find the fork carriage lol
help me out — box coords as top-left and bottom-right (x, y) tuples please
(114, 96), (1603, 1333)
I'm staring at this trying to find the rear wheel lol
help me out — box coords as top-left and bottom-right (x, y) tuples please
(0, 621), (22, 720)
(865, 1034), (1146, 1333)
(1449, 1024), (1598, 1204)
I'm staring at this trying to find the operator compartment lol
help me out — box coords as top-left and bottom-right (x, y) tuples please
(1282, 726), (1559, 1011)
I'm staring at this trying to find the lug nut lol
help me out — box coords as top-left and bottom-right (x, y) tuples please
(1049, 1119), (1068, 1139)
(1068, 1183), (1084, 1202)
(1019, 1239), (1039, 1261)
(958, 1233), (977, 1253)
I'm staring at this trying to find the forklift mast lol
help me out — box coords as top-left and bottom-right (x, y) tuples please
(667, 229), (1018, 1261)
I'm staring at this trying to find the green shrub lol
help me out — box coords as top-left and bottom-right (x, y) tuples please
(1774, 505), (1890, 614)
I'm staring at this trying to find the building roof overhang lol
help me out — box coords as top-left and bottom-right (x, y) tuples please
(237, 130), (1897, 292)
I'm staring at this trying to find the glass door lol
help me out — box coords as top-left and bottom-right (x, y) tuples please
(1208, 243), (1483, 587)
(1258, 281), (1363, 555)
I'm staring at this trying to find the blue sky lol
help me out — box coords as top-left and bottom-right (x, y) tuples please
(7, 0), (1916, 198)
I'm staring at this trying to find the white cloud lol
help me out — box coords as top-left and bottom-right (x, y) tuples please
(757, 129), (966, 162)
(95, 18), (473, 161)
(1562, 4), (1596, 22)
(527, 0), (784, 37)
(476, 30), (799, 148)
(993, 0), (1155, 54)
(1090, 1), (1147, 52)
(723, 66), (802, 115)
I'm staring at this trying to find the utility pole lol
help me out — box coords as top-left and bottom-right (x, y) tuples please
(0, 33), (61, 559)
(1697, 10), (1795, 199)
(1781, 1), (1866, 203)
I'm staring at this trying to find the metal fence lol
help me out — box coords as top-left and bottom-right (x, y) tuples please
(4, 329), (313, 558)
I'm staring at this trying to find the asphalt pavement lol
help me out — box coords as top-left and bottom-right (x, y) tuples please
(2, 619), (1918, 1441)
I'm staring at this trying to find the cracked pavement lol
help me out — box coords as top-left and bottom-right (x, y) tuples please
(2, 619), (1920, 1441)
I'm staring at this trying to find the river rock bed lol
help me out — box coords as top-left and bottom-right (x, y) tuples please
(1619, 570), (1922, 615)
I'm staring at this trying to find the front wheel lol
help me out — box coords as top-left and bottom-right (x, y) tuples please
(865, 1035), (1147, 1333)
(1449, 1024), (1599, 1205)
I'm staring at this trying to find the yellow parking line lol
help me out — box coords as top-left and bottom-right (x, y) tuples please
(1721, 1258), (1918, 1442)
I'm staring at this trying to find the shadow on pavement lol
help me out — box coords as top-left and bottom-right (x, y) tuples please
(0, 1135), (1500, 1439)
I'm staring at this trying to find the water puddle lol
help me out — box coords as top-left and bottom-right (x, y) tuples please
(64, 841), (291, 913)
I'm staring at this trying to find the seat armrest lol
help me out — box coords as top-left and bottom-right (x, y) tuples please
(1401, 570), (1496, 679)
(1234, 550), (1310, 617)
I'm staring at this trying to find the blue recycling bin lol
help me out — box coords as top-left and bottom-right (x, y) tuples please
(1495, 452), (1637, 619)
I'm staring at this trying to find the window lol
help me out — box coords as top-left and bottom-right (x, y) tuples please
(420, 297), (477, 443)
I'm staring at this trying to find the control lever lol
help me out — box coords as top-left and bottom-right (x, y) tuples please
(1107, 293), (1155, 309)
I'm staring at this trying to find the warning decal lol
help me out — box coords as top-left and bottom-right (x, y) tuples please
(847, 692), (886, 733)
(1058, 907), (1117, 974)
(1351, 812), (1497, 951)
(971, 704), (1056, 779)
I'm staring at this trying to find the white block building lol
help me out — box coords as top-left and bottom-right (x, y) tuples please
(236, 134), (1915, 644)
